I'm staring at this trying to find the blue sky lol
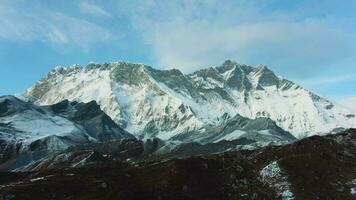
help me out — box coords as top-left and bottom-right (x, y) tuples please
(0, 0), (355, 100)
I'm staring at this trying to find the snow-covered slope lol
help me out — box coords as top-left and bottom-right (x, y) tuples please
(170, 113), (296, 145)
(0, 96), (90, 151)
(0, 95), (134, 163)
(23, 60), (356, 139)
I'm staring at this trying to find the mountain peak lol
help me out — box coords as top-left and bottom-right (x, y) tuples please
(109, 62), (154, 86)
(52, 65), (82, 73)
(215, 61), (253, 91)
(253, 65), (280, 86)
(256, 64), (273, 73)
(191, 67), (221, 80)
(223, 59), (237, 66)
(0, 95), (21, 103)
(215, 59), (237, 73)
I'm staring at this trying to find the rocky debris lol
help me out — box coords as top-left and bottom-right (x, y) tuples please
(0, 129), (355, 200)
(259, 161), (294, 199)
(2, 138), (144, 172)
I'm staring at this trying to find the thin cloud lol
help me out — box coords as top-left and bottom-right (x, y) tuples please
(78, 2), (112, 17)
(0, 1), (113, 50)
(151, 20), (351, 73)
(116, 0), (355, 75)
(338, 97), (356, 112)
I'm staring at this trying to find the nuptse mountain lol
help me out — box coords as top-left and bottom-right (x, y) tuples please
(24, 60), (356, 139)
(0, 60), (355, 168)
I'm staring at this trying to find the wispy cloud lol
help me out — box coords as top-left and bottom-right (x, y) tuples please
(115, 0), (355, 74)
(0, 1), (113, 50)
(78, 1), (111, 17)
(150, 20), (351, 73)
(0, 0), (354, 79)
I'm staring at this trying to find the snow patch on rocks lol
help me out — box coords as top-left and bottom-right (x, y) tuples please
(260, 161), (294, 200)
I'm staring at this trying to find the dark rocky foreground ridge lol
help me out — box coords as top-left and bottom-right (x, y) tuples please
(1, 129), (355, 200)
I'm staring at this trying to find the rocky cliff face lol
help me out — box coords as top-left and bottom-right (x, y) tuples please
(23, 60), (356, 140)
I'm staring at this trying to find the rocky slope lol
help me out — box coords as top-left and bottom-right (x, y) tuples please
(1, 129), (355, 200)
(0, 96), (134, 165)
(23, 60), (356, 140)
(171, 113), (296, 144)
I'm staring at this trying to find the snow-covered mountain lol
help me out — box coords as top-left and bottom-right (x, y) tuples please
(1, 95), (295, 169)
(0, 95), (133, 163)
(23, 60), (356, 139)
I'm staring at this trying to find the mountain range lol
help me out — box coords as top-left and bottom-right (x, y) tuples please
(0, 94), (296, 169)
(1, 59), (356, 199)
(0, 60), (354, 162)
(23, 60), (356, 140)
